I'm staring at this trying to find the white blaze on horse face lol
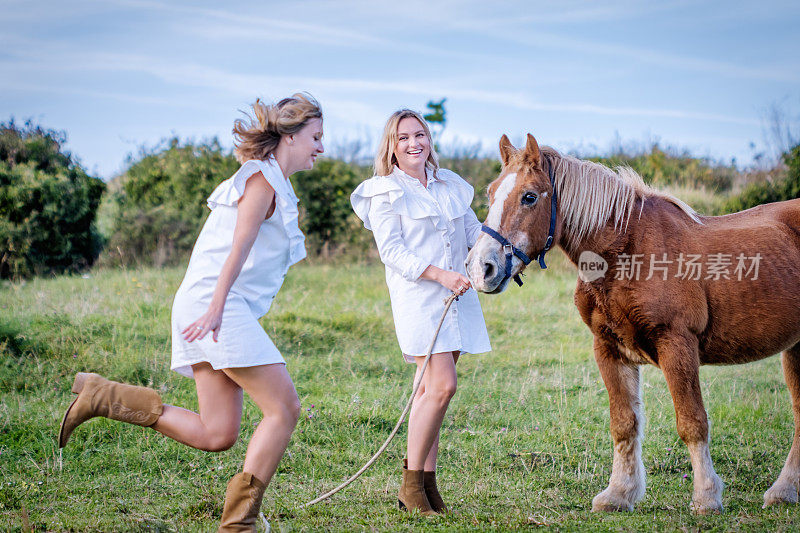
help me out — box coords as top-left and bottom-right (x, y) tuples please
(467, 172), (519, 289)
(484, 172), (518, 231)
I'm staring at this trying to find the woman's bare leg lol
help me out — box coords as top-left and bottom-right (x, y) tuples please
(420, 352), (459, 471)
(407, 352), (458, 471)
(222, 363), (301, 485)
(151, 362), (243, 451)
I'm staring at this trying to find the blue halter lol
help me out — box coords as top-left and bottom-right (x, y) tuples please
(480, 158), (557, 287)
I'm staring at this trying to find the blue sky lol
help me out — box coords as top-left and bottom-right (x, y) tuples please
(2, 0), (798, 178)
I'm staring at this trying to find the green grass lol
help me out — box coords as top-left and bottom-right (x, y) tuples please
(2, 255), (800, 531)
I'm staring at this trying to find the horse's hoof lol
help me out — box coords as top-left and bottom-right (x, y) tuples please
(591, 501), (633, 512)
(763, 483), (798, 507)
(591, 491), (634, 512)
(690, 500), (723, 515)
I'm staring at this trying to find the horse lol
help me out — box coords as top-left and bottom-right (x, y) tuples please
(465, 133), (800, 514)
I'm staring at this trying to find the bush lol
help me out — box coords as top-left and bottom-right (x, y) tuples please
(293, 159), (371, 257)
(0, 120), (104, 279)
(722, 144), (800, 213)
(103, 138), (239, 267)
(439, 155), (501, 220)
(104, 205), (199, 267)
(590, 144), (738, 192)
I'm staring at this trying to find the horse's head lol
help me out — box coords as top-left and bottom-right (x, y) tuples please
(467, 133), (557, 294)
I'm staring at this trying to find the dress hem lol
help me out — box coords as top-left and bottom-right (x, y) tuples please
(171, 357), (286, 379)
(401, 348), (491, 364)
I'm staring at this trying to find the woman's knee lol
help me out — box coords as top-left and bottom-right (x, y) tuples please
(202, 426), (240, 452)
(263, 392), (301, 427)
(429, 379), (457, 405)
(287, 394), (302, 422)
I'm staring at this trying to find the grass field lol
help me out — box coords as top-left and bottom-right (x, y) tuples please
(2, 255), (800, 531)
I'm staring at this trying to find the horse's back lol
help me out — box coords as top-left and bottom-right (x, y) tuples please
(702, 197), (800, 231)
(693, 198), (800, 255)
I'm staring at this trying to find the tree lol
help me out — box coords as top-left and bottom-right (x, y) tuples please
(424, 98), (447, 152)
(0, 120), (105, 279)
(103, 138), (239, 267)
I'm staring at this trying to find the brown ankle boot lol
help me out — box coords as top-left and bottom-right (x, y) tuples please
(398, 466), (437, 516)
(58, 372), (163, 448)
(218, 472), (267, 533)
(424, 471), (448, 513)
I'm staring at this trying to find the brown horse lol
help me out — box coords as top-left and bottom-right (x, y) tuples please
(466, 134), (800, 513)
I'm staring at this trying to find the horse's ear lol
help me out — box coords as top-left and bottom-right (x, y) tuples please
(499, 134), (515, 166)
(523, 133), (541, 167)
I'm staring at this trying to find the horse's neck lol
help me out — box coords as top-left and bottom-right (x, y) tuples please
(558, 196), (642, 265)
(548, 152), (642, 264)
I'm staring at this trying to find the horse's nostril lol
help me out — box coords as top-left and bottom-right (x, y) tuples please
(484, 262), (495, 279)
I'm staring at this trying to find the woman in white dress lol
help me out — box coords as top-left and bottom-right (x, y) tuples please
(58, 93), (323, 532)
(351, 109), (491, 515)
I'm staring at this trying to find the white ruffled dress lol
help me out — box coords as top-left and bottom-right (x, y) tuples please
(170, 158), (306, 378)
(351, 166), (491, 361)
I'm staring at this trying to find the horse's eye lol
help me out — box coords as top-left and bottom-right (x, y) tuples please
(521, 191), (538, 206)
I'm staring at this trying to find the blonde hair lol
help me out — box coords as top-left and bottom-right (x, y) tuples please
(233, 92), (322, 163)
(373, 109), (439, 177)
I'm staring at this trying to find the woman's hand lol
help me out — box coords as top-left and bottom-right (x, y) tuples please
(182, 304), (223, 343)
(420, 265), (472, 296)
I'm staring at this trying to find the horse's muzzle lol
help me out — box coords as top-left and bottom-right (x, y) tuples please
(466, 248), (510, 294)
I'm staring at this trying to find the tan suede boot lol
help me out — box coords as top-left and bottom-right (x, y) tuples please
(423, 471), (448, 513)
(58, 372), (163, 448)
(398, 466), (437, 516)
(218, 472), (267, 533)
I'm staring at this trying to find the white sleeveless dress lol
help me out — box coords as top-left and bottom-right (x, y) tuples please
(170, 158), (306, 378)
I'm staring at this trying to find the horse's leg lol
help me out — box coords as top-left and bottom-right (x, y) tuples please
(658, 333), (724, 514)
(764, 342), (800, 506)
(591, 338), (646, 512)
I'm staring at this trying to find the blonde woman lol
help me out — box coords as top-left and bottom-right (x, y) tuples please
(58, 93), (324, 532)
(351, 109), (491, 514)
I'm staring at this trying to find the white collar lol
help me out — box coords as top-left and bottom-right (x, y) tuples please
(393, 165), (437, 185)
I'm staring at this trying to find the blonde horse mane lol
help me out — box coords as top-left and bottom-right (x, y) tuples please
(539, 146), (700, 249)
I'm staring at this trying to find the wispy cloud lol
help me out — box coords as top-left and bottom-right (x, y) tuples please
(107, 0), (390, 47)
(447, 9), (800, 84)
(435, 0), (696, 27)
(0, 78), (200, 108)
(0, 42), (760, 128)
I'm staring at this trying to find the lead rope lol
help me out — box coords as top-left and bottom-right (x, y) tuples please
(257, 292), (459, 526)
